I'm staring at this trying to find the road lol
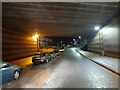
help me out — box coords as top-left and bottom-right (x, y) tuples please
(2, 48), (119, 88)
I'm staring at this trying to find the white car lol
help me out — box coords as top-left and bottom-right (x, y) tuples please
(59, 48), (64, 52)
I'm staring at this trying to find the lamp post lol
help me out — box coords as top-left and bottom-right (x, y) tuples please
(37, 37), (39, 51)
(78, 36), (81, 47)
(32, 33), (39, 51)
(94, 26), (104, 55)
(60, 41), (63, 48)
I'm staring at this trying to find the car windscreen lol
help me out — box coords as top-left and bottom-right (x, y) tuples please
(40, 53), (46, 57)
(0, 61), (11, 69)
(34, 54), (41, 57)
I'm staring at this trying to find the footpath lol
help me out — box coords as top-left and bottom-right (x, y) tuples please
(9, 56), (32, 68)
(76, 49), (119, 76)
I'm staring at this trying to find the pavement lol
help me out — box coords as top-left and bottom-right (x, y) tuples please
(9, 56), (33, 68)
(2, 48), (119, 88)
(76, 48), (119, 75)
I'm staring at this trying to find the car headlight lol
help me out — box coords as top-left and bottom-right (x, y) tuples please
(36, 58), (40, 59)
(59, 50), (63, 51)
(41, 60), (44, 61)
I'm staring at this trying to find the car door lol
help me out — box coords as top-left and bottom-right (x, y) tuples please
(0, 66), (2, 84)
(2, 63), (14, 82)
(45, 53), (49, 62)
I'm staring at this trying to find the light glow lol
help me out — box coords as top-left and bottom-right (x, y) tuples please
(103, 27), (115, 34)
(73, 39), (75, 41)
(94, 26), (100, 31)
(32, 34), (39, 41)
(79, 36), (81, 39)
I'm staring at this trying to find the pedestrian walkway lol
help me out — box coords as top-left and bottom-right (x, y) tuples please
(9, 56), (33, 68)
(76, 49), (119, 75)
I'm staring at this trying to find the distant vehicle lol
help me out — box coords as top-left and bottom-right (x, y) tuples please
(54, 47), (60, 52)
(59, 48), (65, 52)
(32, 52), (53, 65)
(67, 45), (71, 47)
(0, 61), (21, 84)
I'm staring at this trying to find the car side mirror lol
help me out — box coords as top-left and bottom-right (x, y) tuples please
(2, 65), (10, 68)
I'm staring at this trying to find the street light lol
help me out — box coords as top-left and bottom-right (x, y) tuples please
(78, 36), (81, 47)
(73, 39), (75, 41)
(94, 26), (104, 55)
(94, 26), (100, 31)
(78, 36), (81, 42)
(32, 33), (39, 51)
(79, 36), (81, 39)
(32, 34), (39, 41)
(61, 41), (63, 48)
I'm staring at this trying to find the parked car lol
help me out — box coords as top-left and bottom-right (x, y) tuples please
(32, 52), (53, 65)
(0, 61), (21, 84)
(54, 51), (59, 57)
(54, 48), (59, 52)
(50, 52), (58, 59)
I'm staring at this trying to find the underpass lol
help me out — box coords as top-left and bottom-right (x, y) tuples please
(1, 2), (119, 89)
(2, 48), (119, 88)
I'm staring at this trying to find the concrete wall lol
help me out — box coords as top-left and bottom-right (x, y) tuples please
(2, 27), (37, 62)
(88, 19), (119, 58)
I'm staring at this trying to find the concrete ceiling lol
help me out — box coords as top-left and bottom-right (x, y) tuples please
(2, 2), (118, 37)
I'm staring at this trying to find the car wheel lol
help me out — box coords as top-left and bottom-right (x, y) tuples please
(33, 62), (38, 65)
(52, 57), (54, 59)
(45, 60), (48, 63)
(49, 58), (52, 61)
(13, 70), (20, 80)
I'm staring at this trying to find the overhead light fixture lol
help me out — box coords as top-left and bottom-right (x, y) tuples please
(73, 39), (75, 41)
(79, 36), (81, 39)
(94, 26), (100, 31)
